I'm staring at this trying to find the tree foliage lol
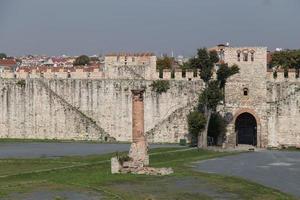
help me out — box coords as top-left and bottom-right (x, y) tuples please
(150, 80), (170, 94)
(199, 49), (218, 83)
(186, 47), (239, 148)
(0, 53), (7, 59)
(208, 113), (227, 145)
(187, 111), (206, 136)
(185, 49), (219, 83)
(271, 50), (300, 70)
(73, 55), (90, 66)
(198, 81), (223, 112)
(217, 63), (239, 89)
(157, 56), (173, 70)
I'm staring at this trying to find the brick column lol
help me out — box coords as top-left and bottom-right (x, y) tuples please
(131, 89), (145, 143)
(129, 89), (149, 166)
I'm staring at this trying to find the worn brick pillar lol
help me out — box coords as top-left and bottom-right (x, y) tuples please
(129, 89), (149, 166)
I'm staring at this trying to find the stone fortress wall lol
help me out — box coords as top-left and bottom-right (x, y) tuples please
(0, 50), (300, 147)
(0, 79), (201, 143)
(0, 52), (203, 143)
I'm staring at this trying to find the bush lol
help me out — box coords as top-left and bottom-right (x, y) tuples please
(116, 152), (131, 165)
(187, 111), (206, 136)
(150, 80), (170, 94)
(16, 79), (26, 87)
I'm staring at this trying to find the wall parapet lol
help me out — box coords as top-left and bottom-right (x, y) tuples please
(0, 66), (201, 81)
(156, 69), (200, 80)
(267, 71), (300, 82)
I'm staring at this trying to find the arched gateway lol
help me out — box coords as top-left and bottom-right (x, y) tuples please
(235, 112), (257, 146)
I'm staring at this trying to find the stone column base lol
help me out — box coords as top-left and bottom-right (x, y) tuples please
(129, 139), (149, 166)
(111, 155), (174, 176)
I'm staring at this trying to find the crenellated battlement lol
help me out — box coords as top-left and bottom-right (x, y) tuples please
(0, 65), (201, 81)
(266, 69), (300, 82)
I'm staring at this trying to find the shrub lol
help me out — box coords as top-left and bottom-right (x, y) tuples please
(150, 80), (170, 94)
(187, 111), (206, 136)
(116, 152), (131, 165)
(16, 79), (26, 87)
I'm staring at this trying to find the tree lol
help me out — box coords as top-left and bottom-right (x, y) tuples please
(73, 55), (90, 66)
(208, 113), (227, 145)
(217, 63), (239, 89)
(187, 48), (239, 149)
(271, 50), (300, 78)
(156, 56), (173, 70)
(188, 111), (206, 145)
(0, 53), (7, 59)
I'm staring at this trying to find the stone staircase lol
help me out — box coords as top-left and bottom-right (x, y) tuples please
(37, 79), (113, 141)
(146, 98), (198, 142)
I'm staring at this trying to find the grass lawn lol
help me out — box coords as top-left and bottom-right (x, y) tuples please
(0, 147), (295, 200)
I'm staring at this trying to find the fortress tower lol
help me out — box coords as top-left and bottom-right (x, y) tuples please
(213, 45), (268, 148)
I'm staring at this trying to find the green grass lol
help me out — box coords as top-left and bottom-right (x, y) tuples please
(0, 148), (295, 200)
(282, 147), (300, 151)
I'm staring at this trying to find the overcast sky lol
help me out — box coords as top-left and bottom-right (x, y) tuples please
(0, 0), (299, 56)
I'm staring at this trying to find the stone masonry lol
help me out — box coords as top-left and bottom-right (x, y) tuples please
(0, 48), (300, 148)
(128, 90), (149, 166)
(0, 78), (201, 143)
(111, 89), (173, 175)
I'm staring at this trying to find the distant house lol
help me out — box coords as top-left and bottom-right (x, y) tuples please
(0, 59), (17, 72)
(43, 58), (54, 67)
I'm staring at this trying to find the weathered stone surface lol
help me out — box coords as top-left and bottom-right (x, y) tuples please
(129, 140), (149, 166)
(220, 46), (300, 148)
(121, 167), (173, 176)
(1, 46), (300, 148)
(0, 79), (201, 143)
(112, 88), (173, 176)
(111, 157), (121, 174)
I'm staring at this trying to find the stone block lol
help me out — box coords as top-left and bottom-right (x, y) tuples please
(111, 157), (121, 174)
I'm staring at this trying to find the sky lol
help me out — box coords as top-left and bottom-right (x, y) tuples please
(0, 0), (300, 56)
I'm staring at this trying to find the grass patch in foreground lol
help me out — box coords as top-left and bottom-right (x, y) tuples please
(0, 148), (295, 200)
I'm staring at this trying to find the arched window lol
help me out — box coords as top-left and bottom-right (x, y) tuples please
(237, 50), (241, 62)
(219, 49), (225, 61)
(243, 88), (249, 96)
(242, 50), (249, 62)
(250, 50), (255, 62)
